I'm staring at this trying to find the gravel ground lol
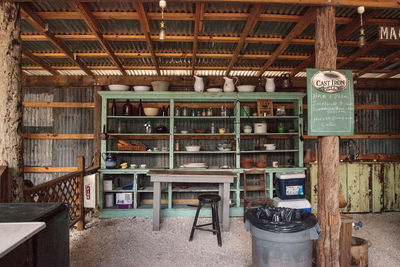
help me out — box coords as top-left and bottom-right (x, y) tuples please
(70, 213), (400, 267)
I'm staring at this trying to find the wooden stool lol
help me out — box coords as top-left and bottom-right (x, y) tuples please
(189, 194), (222, 247)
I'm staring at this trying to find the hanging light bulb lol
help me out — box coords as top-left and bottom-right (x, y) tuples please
(357, 6), (365, 48)
(159, 21), (166, 41)
(159, 0), (166, 41)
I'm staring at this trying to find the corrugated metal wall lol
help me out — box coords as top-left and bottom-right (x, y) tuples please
(23, 88), (94, 185)
(304, 89), (400, 155)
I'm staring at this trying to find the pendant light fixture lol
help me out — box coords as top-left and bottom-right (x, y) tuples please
(357, 6), (365, 48)
(159, 0), (166, 41)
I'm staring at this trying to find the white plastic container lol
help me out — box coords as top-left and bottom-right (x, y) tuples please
(105, 193), (114, 208)
(103, 180), (113, 191)
(273, 197), (311, 212)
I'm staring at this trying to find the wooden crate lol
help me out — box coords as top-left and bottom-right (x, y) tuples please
(257, 99), (273, 116)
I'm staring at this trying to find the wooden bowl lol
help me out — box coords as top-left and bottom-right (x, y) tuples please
(256, 161), (267, 168)
(194, 129), (207, 133)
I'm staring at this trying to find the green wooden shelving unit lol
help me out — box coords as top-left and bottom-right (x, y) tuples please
(98, 91), (306, 218)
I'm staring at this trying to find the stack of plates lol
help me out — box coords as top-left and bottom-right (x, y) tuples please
(207, 88), (222, 93)
(264, 144), (276, 150)
(183, 162), (208, 169)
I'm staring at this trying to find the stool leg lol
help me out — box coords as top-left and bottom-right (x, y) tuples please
(214, 203), (222, 247)
(211, 202), (217, 235)
(189, 202), (203, 242)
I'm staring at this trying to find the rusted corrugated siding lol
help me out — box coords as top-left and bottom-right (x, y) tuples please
(23, 88), (94, 185)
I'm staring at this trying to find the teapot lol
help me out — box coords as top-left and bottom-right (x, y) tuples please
(193, 75), (204, 92)
(223, 76), (238, 92)
(265, 77), (276, 92)
(104, 154), (116, 169)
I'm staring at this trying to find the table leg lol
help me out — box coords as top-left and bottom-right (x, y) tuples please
(153, 181), (161, 231)
(222, 182), (230, 231)
(218, 183), (223, 224)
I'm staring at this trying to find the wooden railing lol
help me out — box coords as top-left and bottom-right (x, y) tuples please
(0, 166), (11, 203)
(23, 156), (98, 230)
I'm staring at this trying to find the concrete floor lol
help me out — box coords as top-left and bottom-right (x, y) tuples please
(70, 212), (400, 267)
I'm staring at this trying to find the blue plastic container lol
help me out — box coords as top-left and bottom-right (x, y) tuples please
(276, 172), (306, 200)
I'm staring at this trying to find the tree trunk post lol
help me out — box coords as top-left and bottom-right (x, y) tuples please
(315, 6), (340, 267)
(0, 2), (23, 201)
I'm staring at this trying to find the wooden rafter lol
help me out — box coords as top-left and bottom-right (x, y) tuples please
(291, 10), (378, 76)
(21, 11), (400, 26)
(337, 39), (381, 69)
(357, 49), (400, 77)
(21, 34), (374, 47)
(22, 48), (59, 76)
(192, 2), (204, 75)
(380, 67), (400, 78)
(20, 4), (92, 76)
(71, 1), (127, 75)
(225, 4), (264, 76)
(23, 52), (388, 63)
(257, 7), (317, 77)
(134, 1), (160, 76)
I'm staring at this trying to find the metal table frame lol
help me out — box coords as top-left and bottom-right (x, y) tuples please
(148, 170), (235, 231)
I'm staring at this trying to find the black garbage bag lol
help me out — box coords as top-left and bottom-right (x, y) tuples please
(245, 206), (317, 233)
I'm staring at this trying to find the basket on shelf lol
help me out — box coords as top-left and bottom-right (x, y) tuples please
(117, 140), (147, 151)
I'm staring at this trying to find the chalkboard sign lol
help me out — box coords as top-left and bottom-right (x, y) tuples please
(307, 69), (354, 136)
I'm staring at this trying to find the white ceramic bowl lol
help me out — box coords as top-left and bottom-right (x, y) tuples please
(207, 88), (223, 93)
(151, 81), (170, 91)
(143, 107), (159, 116)
(237, 85), (256, 92)
(133, 85), (151, 91)
(180, 130), (188, 134)
(185, 145), (201, 152)
(109, 84), (130, 91)
(243, 128), (252, 133)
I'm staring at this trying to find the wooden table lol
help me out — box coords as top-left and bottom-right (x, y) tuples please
(148, 170), (235, 232)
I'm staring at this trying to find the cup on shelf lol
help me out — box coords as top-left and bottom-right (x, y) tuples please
(272, 161), (279, 168)
(130, 164), (137, 169)
(219, 128), (226, 134)
(103, 180), (113, 191)
(140, 164), (147, 169)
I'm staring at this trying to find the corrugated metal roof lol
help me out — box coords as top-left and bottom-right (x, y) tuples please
(205, 2), (251, 13)
(196, 58), (230, 66)
(30, 1), (73, 12)
(153, 42), (192, 53)
(283, 44), (314, 56)
(109, 41), (148, 53)
(159, 57), (191, 66)
(120, 57), (153, 66)
(198, 42), (236, 54)
(151, 20), (193, 36)
(23, 70), (54, 76)
(23, 41), (59, 53)
(92, 70), (122, 76)
(88, 1), (136, 12)
(21, 20), (40, 35)
(44, 19), (90, 35)
(80, 57), (114, 66)
(64, 41), (104, 53)
(229, 70), (258, 76)
(244, 43), (279, 55)
(236, 58), (265, 67)
(22, 58), (36, 67)
(42, 57), (74, 67)
(99, 19), (142, 35)
(127, 69), (158, 75)
(252, 21), (295, 38)
(202, 20), (245, 37)
(147, 1), (194, 13)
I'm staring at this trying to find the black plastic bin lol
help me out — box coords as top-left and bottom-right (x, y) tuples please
(0, 203), (69, 267)
(245, 207), (320, 267)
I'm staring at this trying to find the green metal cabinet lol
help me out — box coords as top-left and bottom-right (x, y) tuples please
(307, 162), (400, 213)
(98, 91), (306, 218)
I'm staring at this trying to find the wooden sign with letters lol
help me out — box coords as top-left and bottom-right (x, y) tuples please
(257, 99), (273, 116)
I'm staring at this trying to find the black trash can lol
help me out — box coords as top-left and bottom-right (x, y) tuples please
(245, 207), (320, 267)
(0, 203), (69, 267)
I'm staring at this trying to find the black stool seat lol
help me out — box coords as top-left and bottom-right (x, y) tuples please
(198, 194), (221, 203)
(189, 194), (222, 247)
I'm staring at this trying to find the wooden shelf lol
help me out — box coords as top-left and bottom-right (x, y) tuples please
(174, 151), (236, 154)
(240, 149), (298, 153)
(106, 150), (169, 154)
(107, 116), (170, 119)
(240, 116), (298, 119)
(108, 133), (170, 136)
(240, 132), (298, 135)
(174, 116), (234, 119)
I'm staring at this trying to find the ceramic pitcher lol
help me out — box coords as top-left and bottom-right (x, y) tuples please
(223, 76), (238, 92)
(265, 78), (276, 92)
(194, 75), (204, 92)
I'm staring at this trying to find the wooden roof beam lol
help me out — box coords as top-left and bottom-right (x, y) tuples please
(291, 10), (378, 76)
(134, 1), (160, 76)
(22, 11), (400, 26)
(191, 2), (204, 75)
(22, 48), (59, 76)
(20, 3), (92, 76)
(337, 39), (381, 69)
(225, 4), (264, 76)
(257, 7), (317, 77)
(71, 1), (126, 75)
(357, 49), (400, 77)
(380, 67), (400, 78)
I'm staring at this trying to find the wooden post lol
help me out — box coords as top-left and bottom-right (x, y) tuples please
(0, 2), (23, 201)
(0, 166), (11, 202)
(340, 214), (353, 267)
(315, 6), (340, 267)
(93, 85), (102, 167)
(76, 156), (85, 231)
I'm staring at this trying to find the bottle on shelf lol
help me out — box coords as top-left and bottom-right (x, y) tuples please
(111, 99), (117, 116)
(207, 107), (213, 116)
(278, 122), (285, 133)
(161, 105), (167, 116)
(175, 141), (180, 151)
(138, 99), (144, 116)
(122, 99), (132, 116)
(211, 122), (215, 133)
